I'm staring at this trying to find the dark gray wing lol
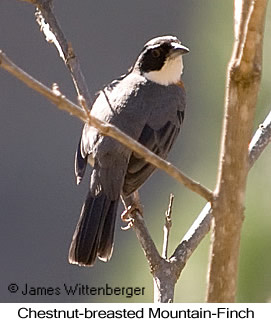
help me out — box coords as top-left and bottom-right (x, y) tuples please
(122, 106), (185, 197)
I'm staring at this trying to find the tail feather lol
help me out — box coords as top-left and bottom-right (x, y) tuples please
(69, 191), (118, 266)
(98, 200), (119, 261)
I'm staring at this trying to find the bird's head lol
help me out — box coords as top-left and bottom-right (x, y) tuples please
(134, 35), (189, 86)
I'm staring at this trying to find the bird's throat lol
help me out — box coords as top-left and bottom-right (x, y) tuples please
(144, 55), (183, 86)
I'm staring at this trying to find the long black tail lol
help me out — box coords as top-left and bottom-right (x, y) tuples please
(69, 191), (119, 266)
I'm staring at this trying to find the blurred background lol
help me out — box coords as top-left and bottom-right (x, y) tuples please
(0, 0), (270, 303)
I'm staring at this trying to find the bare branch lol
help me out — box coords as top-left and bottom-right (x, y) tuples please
(19, 0), (92, 105)
(18, 0), (40, 4)
(0, 51), (86, 122)
(33, 0), (93, 108)
(171, 203), (212, 270)
(249, 110), (271, 167)
(132, 211), (162, 271)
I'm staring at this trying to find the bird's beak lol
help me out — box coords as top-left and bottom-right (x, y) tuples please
(170, 43), (190, 56)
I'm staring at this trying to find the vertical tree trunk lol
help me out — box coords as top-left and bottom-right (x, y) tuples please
(206, 0), (268, 302)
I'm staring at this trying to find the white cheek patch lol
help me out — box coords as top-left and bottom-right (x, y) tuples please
(144, 55), (183, 86)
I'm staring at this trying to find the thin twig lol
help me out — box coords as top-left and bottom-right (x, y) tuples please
(0, 51), (87, 122)
(19, 0), (92, 107)
(33, 0), (93, 109)
(249, 110), (271, 167)
(162, 194), (174, 259)
(18, 0), (39, 4)
(170, 203), (212, 277)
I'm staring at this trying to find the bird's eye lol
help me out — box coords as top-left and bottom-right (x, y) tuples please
(151, 49), (161, 58)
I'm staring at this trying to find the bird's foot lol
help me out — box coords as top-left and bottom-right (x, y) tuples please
(121, 204), (143, 231)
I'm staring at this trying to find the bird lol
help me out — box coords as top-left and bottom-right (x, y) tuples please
(69, 35), (189, 266)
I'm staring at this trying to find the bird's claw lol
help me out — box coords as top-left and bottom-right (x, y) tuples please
(121, 219), (134, 231)
(121, 205), (141, 230)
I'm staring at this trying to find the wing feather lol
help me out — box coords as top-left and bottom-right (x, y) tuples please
(122, 121), (180, 197)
